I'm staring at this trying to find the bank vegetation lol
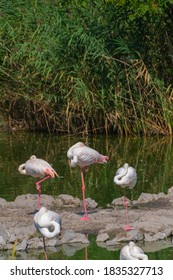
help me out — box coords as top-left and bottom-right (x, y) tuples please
(0, 0), (173, 135)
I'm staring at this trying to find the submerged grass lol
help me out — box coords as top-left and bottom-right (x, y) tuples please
(0, 0), (173, 135)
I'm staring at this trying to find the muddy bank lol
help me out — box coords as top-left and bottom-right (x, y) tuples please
(1, 187), (173, 255)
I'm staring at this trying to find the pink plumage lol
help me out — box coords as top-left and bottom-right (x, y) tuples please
(67, 142), (109, 220)
(18, 155), (58, 209)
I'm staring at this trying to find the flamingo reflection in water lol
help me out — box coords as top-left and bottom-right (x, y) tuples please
(18, 155), (58, 210)
(67, 142), (109, 221)
(114, 163), (137, 230)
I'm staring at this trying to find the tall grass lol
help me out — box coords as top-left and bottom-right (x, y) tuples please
(0, 0), (172, 135)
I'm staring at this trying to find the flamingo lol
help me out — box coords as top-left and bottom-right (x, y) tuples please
(34, 207), (62, 260)
(67, 142), (109, 221)
(18, 155), (58, 210)
(120, 241), (148, 260)
(114, 163), (137, 230)
(34, 207), (62, 238)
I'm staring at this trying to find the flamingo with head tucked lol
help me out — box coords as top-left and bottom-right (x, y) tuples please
(67, 142), (109, 221)
(34, 207), (62, 238)
(34, 207), (61, 260)
(114, 163), (137, 230)
(120, 241), (148, 260)
(18, 155), (58, 210)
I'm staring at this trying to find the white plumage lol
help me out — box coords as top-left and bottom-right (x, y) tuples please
(114, 163), (137, 189)
(34, 207), (62, 238)
(120, 241), (148, 260)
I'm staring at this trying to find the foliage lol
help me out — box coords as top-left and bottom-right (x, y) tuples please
(0, 0), (173, 135)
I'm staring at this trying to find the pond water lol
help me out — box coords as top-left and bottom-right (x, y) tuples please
(0, 132), (173, 260)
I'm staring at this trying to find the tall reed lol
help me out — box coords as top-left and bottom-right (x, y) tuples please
(0, 0), (172, 135)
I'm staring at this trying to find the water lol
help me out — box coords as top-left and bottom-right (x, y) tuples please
(0, 132), (173, 259)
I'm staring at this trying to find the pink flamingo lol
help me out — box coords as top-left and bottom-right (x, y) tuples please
(18, 155), (58, 210)
(114, 163), (137, 231)
(67, 142), (109, 221)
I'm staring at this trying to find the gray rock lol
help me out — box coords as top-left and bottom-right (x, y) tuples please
(0, 227), (10, 242)
(0, 198), (7, 206)
(14, 194), (56, 208)
(111, 196), (131, 207)
(27, 237), (44, 249)
(16, 239), (28, 251)
(85, 198), (98, 208)
(61, 230), (76, 243)
(96, 233), (110, 242)
(56, 194), (81, 208)
(68, 233), (89, 244)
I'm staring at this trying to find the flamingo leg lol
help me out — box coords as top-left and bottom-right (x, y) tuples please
(43, 237), (48, 260)
(123, 192), (134, 231)
(36, 175), (50, 210)
(80, 171), (89, 221)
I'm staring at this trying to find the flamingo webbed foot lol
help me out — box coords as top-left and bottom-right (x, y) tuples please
(80, 216), (89, 221)
(123, 225), (134, 231)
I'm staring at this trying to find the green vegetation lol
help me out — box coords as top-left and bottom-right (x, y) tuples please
(0, 0), (173, 135)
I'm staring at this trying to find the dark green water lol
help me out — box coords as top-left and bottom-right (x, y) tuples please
(0, 132), (173, 260)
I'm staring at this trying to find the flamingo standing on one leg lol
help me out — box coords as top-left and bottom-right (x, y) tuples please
(120, 241), (148, 260)
(67, 142), (109, 221)
(114, 163), (137, 231)
(34, 207), (62, 259)
(18, 155), (58, 210)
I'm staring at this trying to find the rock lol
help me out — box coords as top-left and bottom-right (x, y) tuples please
(152, 232), (166, 241)
(68, 233), (89, 244)
(0, 198), (7, 206)
(0, 236), (6, 246)
(27, 237), (44, 249)
(0, 227), (10, 242)
(16, 239), (28, 251)
(106, 230), (143, 246)
(86, 198), (98, 208)
(111, 196), (131, 207)
(56, 194), (81, 208)
(14, 194), (56, 208)
(145, 233), (155, 242)
(46, 239), (59, 247)
(96, 233), (110, 242)
(136, 193), (154, 204)
(61, 230), (76, 243)
(61, 230), (89, 244)
(167, 187), (173, 197)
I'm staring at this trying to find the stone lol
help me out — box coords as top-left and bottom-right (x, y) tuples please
(56, 194), (81, 208)
(96, 233), (110, 242)
(14, 194), (56, 208)
(111, 196), (131, 207)
(16, 239), (28, 251)
(0, 198), (7, 206)
(61, 230), (76, 243)
(86, 198), (98, 208)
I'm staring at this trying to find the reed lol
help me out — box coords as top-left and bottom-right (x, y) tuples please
(0, 0), (172, 135)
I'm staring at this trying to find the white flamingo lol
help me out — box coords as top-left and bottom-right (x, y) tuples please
(18, 155), (58, 210)
(120, 241), (148, 260)
(34, 207), (62, 238)
(67, 142), (109, 220)
(114, 163), (137, 230)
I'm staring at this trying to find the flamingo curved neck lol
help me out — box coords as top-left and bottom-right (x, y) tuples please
(39, 221), (61, 238)
(114, 164), (128, 185)
(18, 164), (27, 175)
(131, 251), (148, 260)
(129, 244), (148, 260)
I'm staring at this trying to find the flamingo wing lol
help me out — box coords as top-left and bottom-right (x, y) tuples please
(25, 158), (56, 178)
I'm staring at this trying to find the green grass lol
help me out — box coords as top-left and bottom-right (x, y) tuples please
(0, 0), (173, 135)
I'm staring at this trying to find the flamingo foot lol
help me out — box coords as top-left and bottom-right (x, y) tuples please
(123, 225), (134, 231)
(80, 216), (89, 221)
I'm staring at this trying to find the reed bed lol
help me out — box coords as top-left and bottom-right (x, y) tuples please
(0, 0), (173, 135)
